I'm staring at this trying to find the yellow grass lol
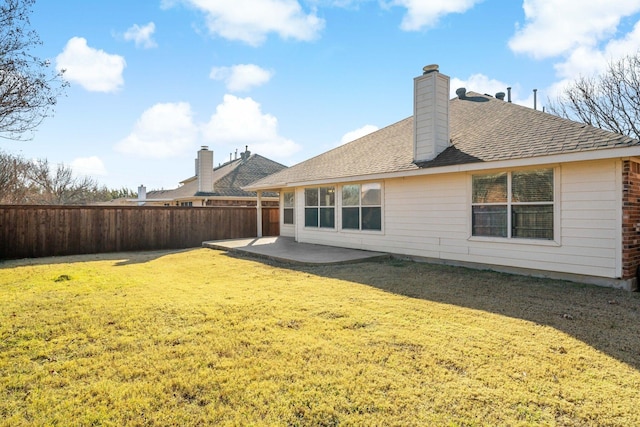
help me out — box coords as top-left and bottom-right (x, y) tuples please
(1, 248), (639, 426)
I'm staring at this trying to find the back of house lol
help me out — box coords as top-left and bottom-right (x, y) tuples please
(246, 65), (640, 290)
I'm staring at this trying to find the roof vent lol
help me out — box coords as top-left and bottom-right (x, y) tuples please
(456, 87), (467, 99)
(495, 92), (505, 101)
(422, 64), (439, 75)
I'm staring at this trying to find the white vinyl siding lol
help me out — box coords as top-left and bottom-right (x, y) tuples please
(292, 159), (621, 279)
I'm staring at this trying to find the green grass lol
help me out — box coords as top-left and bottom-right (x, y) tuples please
(1, 248), (639, 426)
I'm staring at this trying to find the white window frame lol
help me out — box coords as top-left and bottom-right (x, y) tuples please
(469, 167), (559, 244)
(304, 186), (336, 229)
(282, 191), (294, 225)
(340, 182), (383, 232)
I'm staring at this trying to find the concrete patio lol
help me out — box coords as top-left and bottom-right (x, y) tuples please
(202, 236), (389, 265)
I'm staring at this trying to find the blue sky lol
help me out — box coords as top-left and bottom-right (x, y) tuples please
(4, 0), (640, 190)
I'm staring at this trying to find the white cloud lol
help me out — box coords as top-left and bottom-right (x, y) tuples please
(124, 22), (157, 49)
(56, 37), (126, 93)
(202, 94), (301, 160)
(71, 156), (107, 177)
(340, 125), (378, 145)
(115, 102), (198, 158)
(555, 20), (640, 79)
(210, 64), (273, 92)
(168, 0), (324, 46)
(509, 0), (640, 59)
(390, 0), (482, 30)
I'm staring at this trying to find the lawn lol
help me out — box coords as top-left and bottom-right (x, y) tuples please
(1, 248), (639, 426)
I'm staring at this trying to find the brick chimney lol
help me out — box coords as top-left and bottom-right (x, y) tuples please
(414, 64), (450, 162)
(196, 146), (214, 193)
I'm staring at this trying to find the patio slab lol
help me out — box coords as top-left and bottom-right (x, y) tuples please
(202, 236), (389, 265)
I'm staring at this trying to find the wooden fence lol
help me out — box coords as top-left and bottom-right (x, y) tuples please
(0, 205), (279, 260)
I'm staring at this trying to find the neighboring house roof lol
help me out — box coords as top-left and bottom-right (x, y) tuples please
(147, 154), (286, 201)
(246, 92), (638, 190)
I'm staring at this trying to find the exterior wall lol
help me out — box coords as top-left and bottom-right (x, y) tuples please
(280, 223), (295, 237)
(290, 159), (623, 280)
(622, 160), (640, 282)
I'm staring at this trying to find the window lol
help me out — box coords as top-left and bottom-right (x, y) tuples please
(283, 191), (294, 225)
(342, 183), (382, 231)
(304, 187), (335, 228)
(472, 169), (553, 240)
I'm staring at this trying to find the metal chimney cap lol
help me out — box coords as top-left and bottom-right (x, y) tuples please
(456, 87), (467, 99)
(422, 64), (439, 74)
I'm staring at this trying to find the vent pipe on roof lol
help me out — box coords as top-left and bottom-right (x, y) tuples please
(495, 92), (505, 101)
(456, 87), (467, 99)
(533, 89), (538, 110)
(507, 87), (512, 103)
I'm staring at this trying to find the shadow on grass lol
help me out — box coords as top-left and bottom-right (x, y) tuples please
(0, 248), (196, 268)
(237, 253), (640, 371)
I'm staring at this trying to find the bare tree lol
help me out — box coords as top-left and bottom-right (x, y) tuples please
(547, 53), (640, 140)
(0, 0), (68, 140)
(0, 150), (31, 203)
(26, 159), (104, 204)
(1, 151), (136, 204)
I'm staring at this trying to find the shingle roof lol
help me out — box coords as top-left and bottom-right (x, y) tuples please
(211, 154), (286, 197)
(147, 154), (286, 200)
(247, 92), (639, 189)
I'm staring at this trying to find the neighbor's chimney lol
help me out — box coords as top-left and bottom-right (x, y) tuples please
(197, 146), (214, 193)
(414, 64), (450, 163)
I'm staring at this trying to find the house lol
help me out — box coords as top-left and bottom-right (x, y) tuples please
(137, 146), (286, 207)
(245, 64), (640, 290)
